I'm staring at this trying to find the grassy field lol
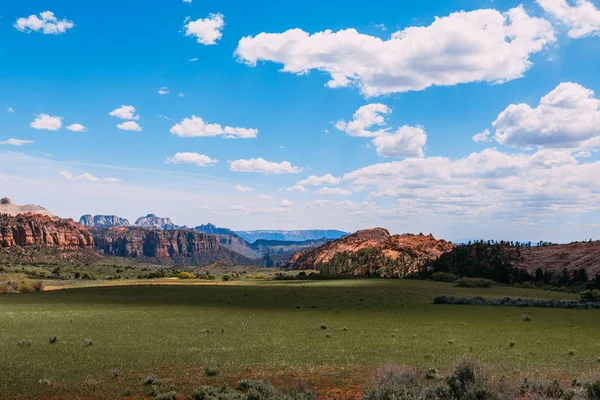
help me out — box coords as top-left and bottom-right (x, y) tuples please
(1, 278), (600, 399)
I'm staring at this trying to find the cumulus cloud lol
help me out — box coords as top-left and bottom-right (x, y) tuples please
(235, 6), (555, 97)
(235, 185), (253, 192)
(116, 121), (142, 132)
(1, 138), (34, 146)
(493, 82), (600, 149)
(280, 199), (293, 207)
(7, 108), (14, 113)
(158, 87), (170, 95)
(170, 116), (257, 139)
(297, 174), (341, 186)
(66, 123), (87, 132)
(104, 177), (122, 183)
(536, 0), (600, 38)
(472, 129), (492, 143)
(189, 57), (199, 62)
(59, 171), (100, 182)
(184, 13), (225, 45)
(14, 11), (74, 35)
(183, 0), (192, 3)
(30, 114), (62, 131)
(229, 158), (302, 174)
(287, 184), (308, 192)
(178, 92), (185, 97)
(337, 104), (427, 158)
(372, 126), (427, 158)
(315, 187), (353, 196)
(109, 105), (139, 120)
(166, 152), (218, 167)
(258, 194), (273, 200)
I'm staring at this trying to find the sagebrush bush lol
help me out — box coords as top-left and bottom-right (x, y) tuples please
(48, 336), (57, 344)
(177, 272), (196, 280)
(362, 365), (423, 400)
(455, 277), (494, 288)
(153, 391), (177, 400)
(0, 282), (14, 294)
(191, 385), (243, 400)
(204, 366), (220, 377)
(143, 376), (161, 386)
(32, 280), (44, 292)
(580, 289), (600, 303)
(17, 280), (35, 293)
(83, 339), (94, 347)
(17, 340), (32, 347)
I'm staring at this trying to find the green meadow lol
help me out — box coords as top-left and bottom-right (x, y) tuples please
(1, 279), (599, 399)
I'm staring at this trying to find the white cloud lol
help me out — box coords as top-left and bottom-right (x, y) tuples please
(337, 104), (427, 158)
(235, 6), (555, 97)
(166, 152), (218, 167)
(158, 87), (170, 95)
(235, 185), (253, 192)
(335, 104), (391, 137)
(183, 0), (192, 3)
(188, 57), (199, 62)
(158, 115), (170, 120)
(287, 184), (308, 192)
(315, 187), (353, 196)
(59, 171), (99, 182)
(493, 82), (600, 149)
(66, 123), (87, 132)
(109, 105), (139, 120)
(117, 121), (142, 132)
(258, 194), (273, 200)
(30, 114), (62, 131)
(229, 158), (302, 174)
(7, 108), (14, 113)
(536, 0), (600, 38)
(104, 177), (122, 183)
(280, 199), (293, 207)
(472, 129), (492, 143)
(1, 138), (34, 146)
(372, 126), (427, 158)
(170, 116), (257, 139)
(14, 11), (74, 35)
(184, 13), (225, 45)
(297, 174), (341, 186)
(178, 92), (185, 97)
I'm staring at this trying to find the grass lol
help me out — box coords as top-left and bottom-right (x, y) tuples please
(0, 278), (599, 399)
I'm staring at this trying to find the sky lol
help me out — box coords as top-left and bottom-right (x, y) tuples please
(2, 0), (600, 243)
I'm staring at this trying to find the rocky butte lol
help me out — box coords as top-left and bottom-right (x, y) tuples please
(79, 215), (131, 228)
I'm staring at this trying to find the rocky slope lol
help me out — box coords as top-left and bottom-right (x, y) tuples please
(0, 213), (94, 249)
(79, 214), (130, 228)
(93, 227), (255, 266)
(516, 241), (600, 277)
(0, 197), (53, 217)
(134, 214), (181, 230)
(195, 223), (237, 236)
(286, 228), (455, 277)
(236, 229), (348, 243)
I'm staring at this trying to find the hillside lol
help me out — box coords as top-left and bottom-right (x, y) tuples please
(235, 229), (347, 243)
(286, 228), (454, 277)
(0, 197), (53, 217)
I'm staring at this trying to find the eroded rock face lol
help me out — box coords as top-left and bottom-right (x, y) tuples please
(286, 228), (455, 277)
(93, 227), (254, 266)
(79, 214), (130, 228)
(0, 214), (94, 248)
(0, 198), (54, 217)
(134, 214), (179, 230)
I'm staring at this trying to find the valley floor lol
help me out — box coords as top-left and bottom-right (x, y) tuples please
(1, 279), (599, 399)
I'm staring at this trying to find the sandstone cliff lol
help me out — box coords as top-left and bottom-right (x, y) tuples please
(79, 214), (131, 228)
(286, 228), (455, 277)
(0, 213), (94, 249)
(0, 197), (54, 217)
(134, 214), (180, 230)
(93, 227), (255, 266)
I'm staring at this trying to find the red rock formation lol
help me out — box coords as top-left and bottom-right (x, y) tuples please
(286, 228), (455, 276)
(0, 213), (94, 249)
(93, 227), (254, 266)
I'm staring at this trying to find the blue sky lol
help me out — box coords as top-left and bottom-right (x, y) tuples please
(2, 0), (600, 243)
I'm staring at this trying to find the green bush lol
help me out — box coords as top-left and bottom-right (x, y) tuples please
(0, 282), (15, 294)
(191, 386), (243, 400)
(17, 281), (35, 293)
(580, 289), (600, 303)
(455, 278), (494, 288)
(177, 272), (196, 280)
(431, 272), (458, 283)
(222, 274), (233, 281)
(362, 366), (423, 400)
(31, 280), (44, 292)
(204, 366), (220, 377)
(153, 391), (177, 400)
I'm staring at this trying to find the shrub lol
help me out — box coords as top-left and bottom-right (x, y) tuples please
(48, 336), (57, 344)
(177, 272), (196, 280)
(191, 385), (243, 400)
(222, 274), (232, 281)
(446, 358), (496, 400)
(83, 339), (94, 347)
(455, 278), (494, 288)
(522, 315), (531, 322)
(431, 272), (458, 283)
(17, 280), (35, 293)
(17, 340), (32, 347)
(204, 366), (220, 377)
(0, 282), (15, 294)
(362, 365), (423, 400)
(320, 323), (328, 330)
(568, 349), (576, 356)
(153, 391), (177, 400)
(31, 280), (44, 292)
(143, 376), (160, 386)
(580, 289), (600, 303)
(586, 380), (600, 399)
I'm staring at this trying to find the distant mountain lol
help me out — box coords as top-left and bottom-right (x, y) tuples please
(0, 197), (53, 217)
(195, 223), (237, 236)
(235, 229), (348, 243)
(134, 214), (180, 230)
(79, 214), (130, 228)
(286, 228), (454, 277)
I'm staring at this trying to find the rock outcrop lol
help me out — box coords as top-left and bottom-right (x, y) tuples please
(286, 228), (455, 277)
(93, 227), (255, 266)
(0, 214), (94, 248)
(235, 229), (348, 243)
(0, 197), (54, 217)
(79, 214), (130, 228)
(134, 214), (180, 230)
(195, 223), (237, 236)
